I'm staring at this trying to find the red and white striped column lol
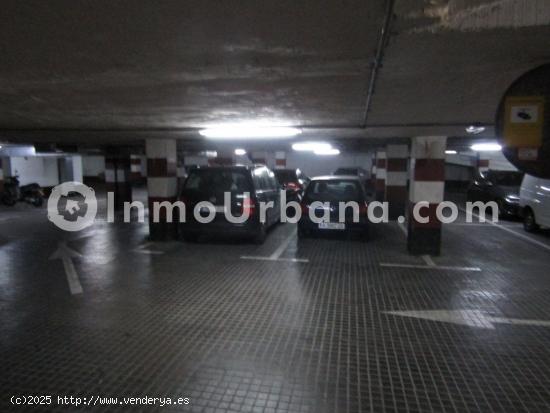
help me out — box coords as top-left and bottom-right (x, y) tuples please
(275, 151), (286, 169)
(407, 136), (447, 256)
(375, 150), (386, 202)
(105, 153), (132, 210)
(385, 144), (409, 220)
(478, 156), (490, 174)
(146, 139), (178, 240)
(130, 154), (143, 183)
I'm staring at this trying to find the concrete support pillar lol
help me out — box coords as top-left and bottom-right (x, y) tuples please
(146, 139), (178, 240)
(375, 150), (386, 202)
(275, 151), (286, 169)
(370, 152), (377, 188)
(477, 156), (490, 174)
(130, 154), (143, 183)
(105, 153), (132, 210)
(408, 136), (447, 256)
(385, 145), (409, 220)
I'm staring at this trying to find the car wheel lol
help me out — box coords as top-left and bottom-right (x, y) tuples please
(523, 208), (539, 233)
(253, 223), (267, 244)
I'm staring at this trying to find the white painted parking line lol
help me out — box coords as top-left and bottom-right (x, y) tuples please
(387, 221), (481, 271)
(421, 255), (436, 267)
(458, 207), (550, 253)
(240, 256), (309, 263)
(380, 263), (481, 272)
(397, 222), (407, 235)
(49, 242), (84, 295)
(269, 229), (298, 260)
(134, 242), (165, 255)
(240, 229), (309, 263)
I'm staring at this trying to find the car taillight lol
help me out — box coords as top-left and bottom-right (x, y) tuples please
(287, 182), (300, 191)
(359, 202), (369, 215)
(300, 203), (309, 215)
(242, 197), (257, 216)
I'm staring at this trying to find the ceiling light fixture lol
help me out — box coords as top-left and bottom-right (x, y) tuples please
(445, 150), (457, 155)
(466, 125), (486, 134)
(314, 148), (340, 156)
(292, 142), (332, 152)
(200, 126), (301, 139)
(471, 143), (502, 152)
(234, 148), (247, 156)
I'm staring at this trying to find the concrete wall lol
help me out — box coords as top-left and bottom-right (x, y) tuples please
(282, 152), (373, 178)
(9, 156), (59, 187)
(82, 155), (105, 178)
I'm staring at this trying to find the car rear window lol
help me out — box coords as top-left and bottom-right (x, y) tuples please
(305, 180), (362, 202)
(184, 169), (252, 193)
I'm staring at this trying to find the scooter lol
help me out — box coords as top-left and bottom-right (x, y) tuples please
(1, 176), (44, 207)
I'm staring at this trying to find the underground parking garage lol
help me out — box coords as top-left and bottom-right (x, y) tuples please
(2, 1), (550, 412)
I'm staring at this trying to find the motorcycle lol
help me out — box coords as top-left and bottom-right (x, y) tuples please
(1, 176), (44, 207)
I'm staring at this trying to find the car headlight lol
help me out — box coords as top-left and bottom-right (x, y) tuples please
(505, 195), (519, 204)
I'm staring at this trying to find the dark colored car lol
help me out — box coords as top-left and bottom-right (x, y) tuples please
(179, 165), (281, 243)
(466, 170), (524, 217)
(274, 168), (310, 202)
(298, 176), (369, 240)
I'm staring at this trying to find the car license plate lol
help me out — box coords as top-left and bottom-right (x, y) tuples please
(318, 222), (345, 230)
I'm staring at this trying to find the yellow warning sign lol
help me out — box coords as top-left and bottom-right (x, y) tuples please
(503, 96), (544, 148)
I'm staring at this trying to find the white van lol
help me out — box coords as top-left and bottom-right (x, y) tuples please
(520, 175), (550, 232)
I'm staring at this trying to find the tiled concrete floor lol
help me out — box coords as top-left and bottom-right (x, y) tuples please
(1, 199), (550, 412)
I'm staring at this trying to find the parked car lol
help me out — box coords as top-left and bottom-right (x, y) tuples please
(520, 175), (550, 232)
(466, 170), (523, 217)
(298, 175), (369, 241)
(274, 168), (309, 202)
(1, 175), (44, 207)
(179, 165), (281, 243)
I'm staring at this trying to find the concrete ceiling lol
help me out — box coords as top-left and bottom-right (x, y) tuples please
(0, 0), (549, 147)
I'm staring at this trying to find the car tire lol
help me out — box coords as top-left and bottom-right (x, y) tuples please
(523, 208), (539, 233)
(253, 223), (267, 244)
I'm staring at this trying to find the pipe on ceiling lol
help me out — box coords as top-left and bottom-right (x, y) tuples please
(361, 0), (396, 128)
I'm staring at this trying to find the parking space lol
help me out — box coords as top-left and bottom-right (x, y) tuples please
(2, 195), (550, 412)
(2, 1), (550, 412)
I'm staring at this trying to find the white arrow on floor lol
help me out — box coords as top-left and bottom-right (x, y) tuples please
(384, 309), (550, 330)
(49, 242), (84, 295)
